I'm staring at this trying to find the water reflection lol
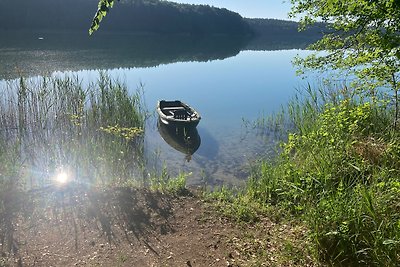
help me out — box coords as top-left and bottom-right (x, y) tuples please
(0, 31), (318, 80)
(157, 119), (201, 162)
(0, 32), (249, 80)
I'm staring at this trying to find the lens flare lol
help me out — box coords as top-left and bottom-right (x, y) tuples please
(55, 172), (69, 185)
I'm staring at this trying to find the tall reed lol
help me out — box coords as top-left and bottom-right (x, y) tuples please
(0, 72), (146, 190)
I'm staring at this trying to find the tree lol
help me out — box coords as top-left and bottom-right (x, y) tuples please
(289, 0), (400, 127)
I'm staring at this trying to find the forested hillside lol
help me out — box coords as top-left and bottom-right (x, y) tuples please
(245, 18), (325, 49)
(0, 0), (251, 35)
(247, 19), (325, 38)
(0, 0), (325, 49)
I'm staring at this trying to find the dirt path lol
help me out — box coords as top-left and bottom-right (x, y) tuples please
(0, 186), (316, 267)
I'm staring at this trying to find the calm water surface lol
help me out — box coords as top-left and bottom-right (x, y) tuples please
(108, 50), (306, 185)
(0, 33), (312, 186)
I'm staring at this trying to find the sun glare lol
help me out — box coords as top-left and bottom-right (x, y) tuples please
(55, 171), (69, 185)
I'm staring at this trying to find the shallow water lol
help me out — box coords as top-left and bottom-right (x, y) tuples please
(117, 50), (309, 186)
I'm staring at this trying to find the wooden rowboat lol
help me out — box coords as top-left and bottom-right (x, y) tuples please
(157, 100), (201, 127)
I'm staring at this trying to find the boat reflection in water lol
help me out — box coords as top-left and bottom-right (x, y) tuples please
(157, 119), (201, 162)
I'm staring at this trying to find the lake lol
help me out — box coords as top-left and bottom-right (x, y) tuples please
(0, 32), (312, 186)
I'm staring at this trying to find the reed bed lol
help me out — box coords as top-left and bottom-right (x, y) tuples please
(0, 72), (146, 191)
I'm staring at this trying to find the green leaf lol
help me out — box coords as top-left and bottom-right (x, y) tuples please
(291, 0), (400, 95)
(89, 0), (118, 35)
(383, 239), (400, 245)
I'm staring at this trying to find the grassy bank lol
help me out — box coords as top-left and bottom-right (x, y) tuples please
(211, 86), (400, 266)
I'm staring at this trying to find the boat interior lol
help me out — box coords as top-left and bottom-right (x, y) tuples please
(159, 100), (200, 122)
(161, 106), (190, 119)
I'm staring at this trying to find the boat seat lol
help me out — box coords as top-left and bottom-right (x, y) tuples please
(163, 107), (185, 110)
(173, 109), (188, 120)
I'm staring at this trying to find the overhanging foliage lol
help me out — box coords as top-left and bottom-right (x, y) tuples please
(90, 0), (120, 35)
(290, 0), (400, 126)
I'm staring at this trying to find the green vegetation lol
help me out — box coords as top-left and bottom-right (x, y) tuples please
(149, 167), (190, 195)
(2, 0), (399, 265)
(90, 0), (118, 35)
(211, 86), (400, 266)
(290, 0), (399, 126)
(210, 2), (400, 264)
(0, 73), (146, 190)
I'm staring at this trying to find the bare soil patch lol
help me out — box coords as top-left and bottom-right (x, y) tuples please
(0, 185), (316, 267)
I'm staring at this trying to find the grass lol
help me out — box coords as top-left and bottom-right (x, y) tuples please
(149, 166), (191, 195)
(209, 84), (400, 266)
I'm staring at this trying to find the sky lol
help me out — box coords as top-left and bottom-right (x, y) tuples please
(171, 0), (293, 20)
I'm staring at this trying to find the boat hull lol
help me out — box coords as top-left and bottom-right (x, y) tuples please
(157, 119), (201, 160)
(157, 100), (201, 127)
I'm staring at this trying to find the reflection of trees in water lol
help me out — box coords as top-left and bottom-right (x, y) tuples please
(245, 18), (325, 51)
(0, 22), (322, 80)
(0, 32), (250, 80)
